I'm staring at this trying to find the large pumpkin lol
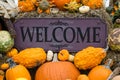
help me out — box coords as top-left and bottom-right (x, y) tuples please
(35, 53), (80, 80)
(5, 59), (31, 80)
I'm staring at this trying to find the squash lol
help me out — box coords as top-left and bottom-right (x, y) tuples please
(0, 30), (14, 53)
(68, 54), (74, 62)
(12, 48), (47, 68)
(58, 49), (69, 61)
(81, 0), (103, 9)
(0, 70), (4, 80)
(74, 46), (106, 70)
(7, 48), (18, 57)
(88, 59), (113, 80)
(18, 0), (36, 12)
(112, 75), (120, 80)
(6, 59), (31, 80)
(46, 50), (54, 61)
(77, 74), (89, 80)
(0, 63), (9, 70)
(35, 53), (80, 80)
(54, 0), (80, 10)
(79, 6), (90, 13)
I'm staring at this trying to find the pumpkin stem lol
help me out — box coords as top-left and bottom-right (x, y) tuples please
(6, 58), (16, 68)
(52, 53), (58, 62)
(104, 58), (113, 69)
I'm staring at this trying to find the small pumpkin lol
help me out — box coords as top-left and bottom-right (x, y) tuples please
(12, 48), (47, 68)
(88, 59), (113, 80)
(58, 49), (69, 61)
(35, 53), (80, 80)
(74, 46), (106, 70)
(0, 70), (4, 80)
(7, 48), (18, 57)
(81, 0), (103, 9)
(53, 0), (80, 10)
(0, 63), (9, 70)
(6, 59), (31, 80)
(79, 6), (90, 13)
(77, 74), (89, 80)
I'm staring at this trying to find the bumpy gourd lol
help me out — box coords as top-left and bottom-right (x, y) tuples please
(0, 63), (9, 70)
(58, 49), (69, 61)
(81, 0), (103, 9)
(12, 48), (47, 68)
(7, 48), (18, 57)
(18, 0), (36, 12)
(0, 30), (14, 52)
(74, 46), (106, 70)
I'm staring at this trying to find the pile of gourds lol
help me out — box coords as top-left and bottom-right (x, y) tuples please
(0, 42), (115, 80)
(18, 0), (104, 13)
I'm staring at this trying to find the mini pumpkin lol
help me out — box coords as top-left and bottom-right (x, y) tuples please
(12, 48), (47, 68)
(58, 49), (69, 61)
(81, 0), (103, 9)
(7, 48), (18, 57)
(35, 53), (80, 80)
(88, 59), (113, 80)
(79, 6), (90, 13)
(6, 59), (31, 80)
(74, 46), (106, 70)
(0, 63), (9, 70)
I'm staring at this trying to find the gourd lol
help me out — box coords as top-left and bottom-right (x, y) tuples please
(46, 50), (54, 61)
(0, 70), (4, 80)
(108, 28), (120, 51)
(18, 0), (36, 12)
(0, 63), (9, 70)
(54, 0), (80, 10)
(79, 6), (90, 13)
(68, 54), (74, 62)
(58, 49), (69, 61)
(88, 59), (113, 80)
(81, 0), (103, 9)
(6, 48), (18, 57)
(35, 53), (80, 80)
(112, 75), (120, 80)
(6, 59), (31, 80)
(77, 74), (89, 80)
(12, 48), (47, 68)
(74, 46), (106, 70)
(0, 30), (14, 53)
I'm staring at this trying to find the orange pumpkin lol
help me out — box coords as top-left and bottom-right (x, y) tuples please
(35, 53), (80, 80)
(88, 59), (112, 80)
(5, 59), (31, 80)
(58, 49), (69, 61)
(54, 0), (80, 10)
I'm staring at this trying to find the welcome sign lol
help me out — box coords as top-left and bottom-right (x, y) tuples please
(14, 18), (107, 52)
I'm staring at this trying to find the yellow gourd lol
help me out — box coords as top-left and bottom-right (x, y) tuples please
(58, 49), (69, 61)
(77, 74), (89, 80)
(1, 63), (9, 70)
(12, 48), (47, 68)
(7, 48), (18, 57)
(74, 46), (106, 70)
